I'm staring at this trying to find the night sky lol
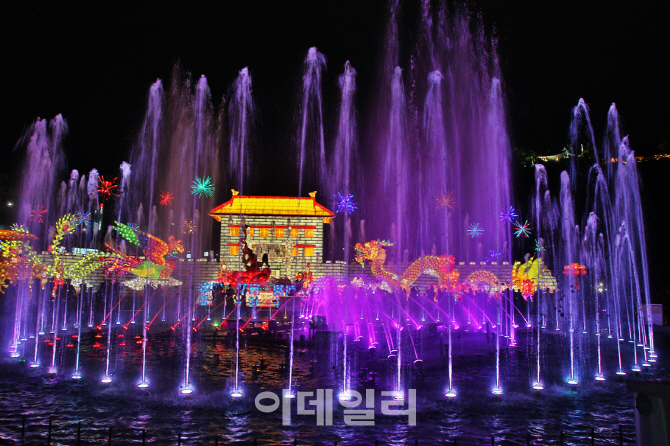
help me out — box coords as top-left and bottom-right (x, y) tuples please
(3, 1), (670, 170)
(2, 1), (670, 288)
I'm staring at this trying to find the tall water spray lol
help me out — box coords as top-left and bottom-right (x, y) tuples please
(539, 99), (658, 383)
(372, 3), (513, 396)
(129, 80), (163, 230)
(10, 115), (67, 358)
(86, 168), (101, 251)
(228, 67), (255, 195)
(381, 67), (410, 261)
(121, 68), (223, 394)
(371, 4), (512, 265)
(331, 60), (359, 397)
(614, 138), (654, 357)
(297, 47), (327, 196)
(228, 68), (256, 396)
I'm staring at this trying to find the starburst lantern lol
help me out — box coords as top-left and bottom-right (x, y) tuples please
(467, 223), (484, 238)
(499, 206), (518, 223)
(74, 211), (91, 227)
(333, 192), (357, 214)
(513, 220), (532, 238)
(98, 176), (119, 201)
(191, 177), (215, 198)
(159, 191), (174, 206)
(182, 219), (196, 234)
(436, 191), (456, 210)
(30, 206), (48, 223)
(485, 250), (502, 263)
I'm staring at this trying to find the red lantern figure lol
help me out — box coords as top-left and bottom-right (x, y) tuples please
(563, 263), (587, 290)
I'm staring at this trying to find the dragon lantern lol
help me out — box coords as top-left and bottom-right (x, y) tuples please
(354, 240), (459, 295)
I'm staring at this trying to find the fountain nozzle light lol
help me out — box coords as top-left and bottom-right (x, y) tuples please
(180, 386), (193, 395)
(338, 392), (352, 402)
(445, 389), (457, 398)
(137, 381), (149, 388)
(532, 383), (544, 390)
(101, 375), (112, 383)
(29, 362), (40, 368)
(71, 372), (82, 380)
(567, 379), (578, 385)
(230, 390), (243, 398)
(595, 374), (606, 381)
(492, 387), (503, 395)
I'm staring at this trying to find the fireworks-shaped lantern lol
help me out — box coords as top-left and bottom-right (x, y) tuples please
(97, 176), (119, 201)
(436, 192), (456, 210)
(333, 192), (357, 214)
(191, 177), (215, 198)
(513, 221), (532, 238)
(467, 223), (484, 238)
(30, 206), (48, 223)
(499, 206), (518, 223)
(159, 191), (174, 206)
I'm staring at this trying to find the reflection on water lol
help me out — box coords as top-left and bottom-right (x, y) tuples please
(1, 325), (667, 445)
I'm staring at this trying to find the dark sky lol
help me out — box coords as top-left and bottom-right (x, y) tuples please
(2, 0), (669, 178)
(486, 0), (670, 155)
(2, 1), (669, 289)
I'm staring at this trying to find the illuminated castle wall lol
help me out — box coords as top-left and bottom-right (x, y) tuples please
(209, 192), (334, 279)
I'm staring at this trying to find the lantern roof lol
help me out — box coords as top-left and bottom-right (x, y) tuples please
(209, 191), (334, 223)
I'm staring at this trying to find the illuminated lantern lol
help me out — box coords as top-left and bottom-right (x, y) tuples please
(354, 240), (462, 296)
(466, 270), (500, 300)
(563, 263), (587, 290)
(520, 279), (536, 300)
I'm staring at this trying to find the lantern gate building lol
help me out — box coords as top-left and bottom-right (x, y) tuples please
(208, 191), (335, 279)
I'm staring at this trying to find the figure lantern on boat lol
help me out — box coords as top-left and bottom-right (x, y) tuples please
(216, 237), (271, 289)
